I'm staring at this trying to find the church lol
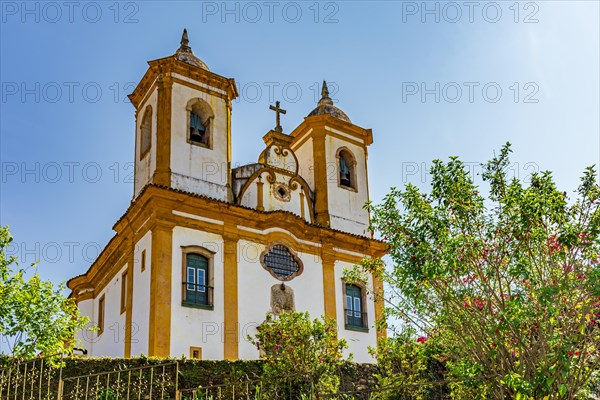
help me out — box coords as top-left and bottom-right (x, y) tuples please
(67, 30), (387, 363)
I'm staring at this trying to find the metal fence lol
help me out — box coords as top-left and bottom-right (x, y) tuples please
(0, 354), (63, 400)
(0, 357), (485, 400)
(0, 357), (180, 400)
(175, 372), (458, 400)
(59, 362), (179, 400)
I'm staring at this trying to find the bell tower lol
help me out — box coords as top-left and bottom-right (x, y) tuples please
(129, 29), (239, 201)
(290, 81), (373, 237)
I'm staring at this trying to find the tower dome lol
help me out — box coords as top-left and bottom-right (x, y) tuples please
(174, 29), (209, 71)
(307, 81), (351, 123)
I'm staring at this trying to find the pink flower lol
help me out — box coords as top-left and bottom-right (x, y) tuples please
(416, 336), (427, 344)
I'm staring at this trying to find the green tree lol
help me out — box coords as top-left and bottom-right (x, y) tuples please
(352, 144), (600, 398)
(0, 225), (89, 359)
(369, 329), (429, 400)
(248, 311), (349, 398)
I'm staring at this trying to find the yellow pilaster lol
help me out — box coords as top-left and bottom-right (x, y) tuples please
(154, 75), (173, 186)
(256, 178), (264, 211)
(226, 99), (233, 202)
(148, 224), (173, 357)
(373, 274), (387, 340)
(312, 132), (330, 226)
(223, 226), (239, 359)
(299, 191), (305, 220)
(124, 248), (134, 357)
(322, 245), (337, 322)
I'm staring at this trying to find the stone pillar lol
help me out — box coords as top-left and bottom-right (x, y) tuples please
(223, 227), (239, 359)
(148, 223), (173, 357)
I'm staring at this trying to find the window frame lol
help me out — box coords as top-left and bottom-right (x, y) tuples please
(336, 147), (358, 192)
(141, 249), (146, 272)
(186, 98), (214, 149)
(139, 106), (152, 160)
(120, 270), (128, 314)
(98, 294), (105, 336)
(342, 282), (369, 332)
(181, 245), (215, 310)
(259, 242), (304, 281)
(190, 346), (203, 359)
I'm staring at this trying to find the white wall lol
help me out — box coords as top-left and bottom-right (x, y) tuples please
(334, 260), (377, 363)
(293, 137), (314, 190)
(130, 231), (152, 356)
(170, 78), (230, 201)
(74, 298), (94, 354)
(237, 238), (325, 359)
(171, 226), (225, 359)
(88, 264), (128, 357)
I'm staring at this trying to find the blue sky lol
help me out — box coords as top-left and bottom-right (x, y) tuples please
(0, 1), (598, 288)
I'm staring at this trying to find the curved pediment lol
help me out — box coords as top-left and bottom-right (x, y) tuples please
(235, 165), (313, 223)
(258, 130), (299, 174)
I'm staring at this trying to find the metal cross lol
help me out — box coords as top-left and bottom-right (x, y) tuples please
(269, 101), (287, 133)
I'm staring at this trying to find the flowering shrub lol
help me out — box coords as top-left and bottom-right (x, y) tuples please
(369, 329), (429, 400)
(359, 144), (600, 398)
(248, 311), (349, 398)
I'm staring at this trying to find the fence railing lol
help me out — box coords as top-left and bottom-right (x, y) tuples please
(0, 354), (64, 400)
(0, 357), (465, 400)
(58, 361), (179, 400)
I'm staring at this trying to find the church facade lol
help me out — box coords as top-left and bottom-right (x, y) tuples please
(67, 30), (387, 363)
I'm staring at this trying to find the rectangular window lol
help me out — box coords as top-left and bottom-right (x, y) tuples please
(98, 294), (105, 336)
(120, 271), (128, 314)
(182, 252), (212, 309)
(190, 346), (202, 359)
(344, 283), (367, 332)
(141, 249), (146, 272)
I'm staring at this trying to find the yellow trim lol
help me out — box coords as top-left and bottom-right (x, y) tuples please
(120, 270), (128, 315)
(321, 247), (337, 321)
(227, 97), (233, 202)
(223, 227), (239, 360)
(148, 224), (173, 357)
(153, 75), (173, 186)
(190, 346), (203, 359)
(256, 177), (264, 211)
(364, 146), (372, 237)
(299, 191), (305, 220)
(373, 274), (387, 339)
(141, 249), (146, 272)
(97, 294), (105, 336)
(312, 132), (330, 226)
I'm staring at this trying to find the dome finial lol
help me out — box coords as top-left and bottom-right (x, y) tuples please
(321, 80), (329, 99)
(306, 79), (351, 122)
(180, 28), (190, 48)
(174, 29), (210, 70)
(317, 80), (333, 107)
